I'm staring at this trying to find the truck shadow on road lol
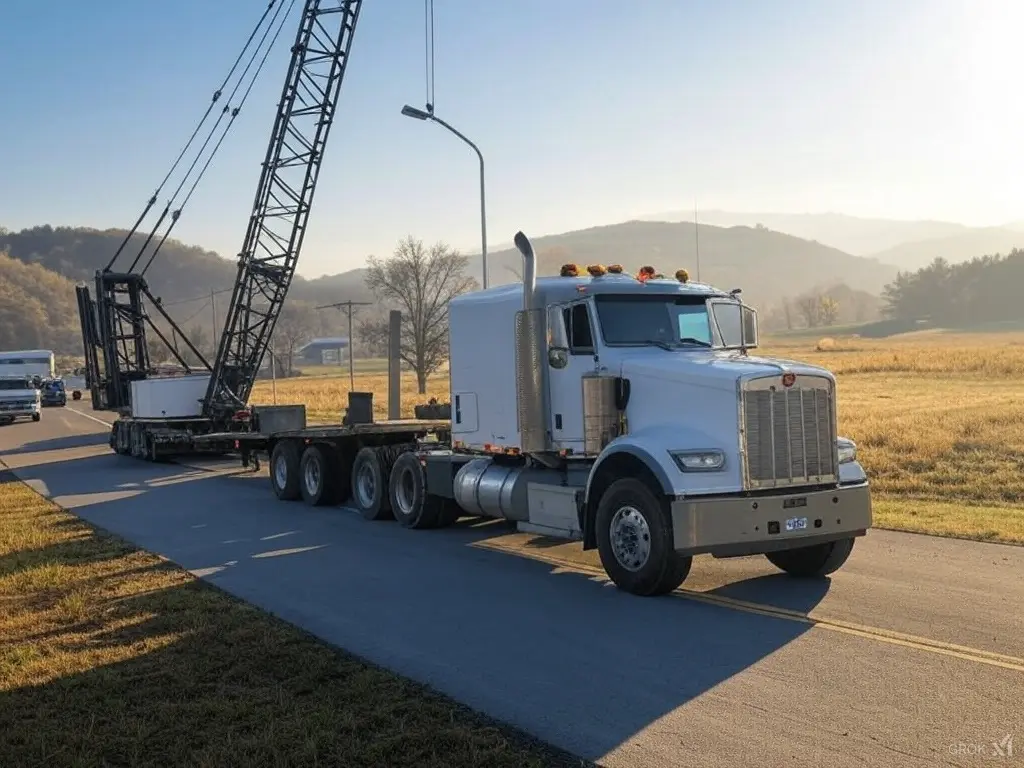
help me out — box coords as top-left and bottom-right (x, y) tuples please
(5, 451), (835, 763)
(1, 432), (111, 456)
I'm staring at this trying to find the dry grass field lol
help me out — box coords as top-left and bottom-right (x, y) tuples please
(0, 472), (589, 768)
(250, 331), (1024, 545)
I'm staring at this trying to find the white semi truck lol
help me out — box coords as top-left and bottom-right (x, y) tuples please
(0, 350), (55, 385)
(207, 231), (872, 597)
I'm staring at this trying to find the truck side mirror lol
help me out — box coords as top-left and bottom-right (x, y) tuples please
(741, 305), (758, 348)
(546, 305), (569, 369)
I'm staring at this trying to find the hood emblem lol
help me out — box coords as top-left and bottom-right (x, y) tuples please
(781, 372), (796, 388)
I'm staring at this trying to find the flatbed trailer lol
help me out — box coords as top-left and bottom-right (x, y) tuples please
(185, 403), (458, 524)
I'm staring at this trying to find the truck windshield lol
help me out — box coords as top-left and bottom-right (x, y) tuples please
(594, 295), (713, 347)
(0, 379), (32, 390)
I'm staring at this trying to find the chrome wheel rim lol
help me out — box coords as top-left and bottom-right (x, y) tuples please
(609, 506), (652, 572)
(303, 456), (321, 496)
(355, 463), (376, 508)
(394, 465), (416, 516)
(274, 454), (288, 489)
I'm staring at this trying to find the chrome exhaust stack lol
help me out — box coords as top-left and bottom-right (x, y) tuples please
(512, 230), (548, 454)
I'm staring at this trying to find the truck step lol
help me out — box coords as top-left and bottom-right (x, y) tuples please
(517, 521), (583, 541)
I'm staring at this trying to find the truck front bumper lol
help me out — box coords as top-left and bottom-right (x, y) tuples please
(0, 405), (40, 419)
(670, 481), (872, 557)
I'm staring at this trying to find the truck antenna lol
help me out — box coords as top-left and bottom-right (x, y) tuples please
(694, 199), (701, 282)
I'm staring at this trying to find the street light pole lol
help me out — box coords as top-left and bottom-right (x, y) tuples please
(401, 104), (488, 289)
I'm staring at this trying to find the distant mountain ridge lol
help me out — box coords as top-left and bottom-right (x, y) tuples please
(639, 209), (1024, 269)
(638, 209), (975, 255)
(866, 227), (1024, 272)
(0, 220), (898, 314)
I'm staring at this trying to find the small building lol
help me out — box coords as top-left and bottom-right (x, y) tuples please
(298, 337), (350, 365)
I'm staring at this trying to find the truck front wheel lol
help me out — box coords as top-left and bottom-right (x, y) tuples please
(595, 478), (692, 597)
(764, 537), (856, 578)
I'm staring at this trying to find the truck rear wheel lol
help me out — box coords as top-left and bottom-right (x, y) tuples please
(351, 446), (392, 521)
(270, 440), (302, 501)
(595, 478), (692, 597)
(765, 537), (855, 578)
(388, 450), (452, 529)
(300, 444), (340, 506)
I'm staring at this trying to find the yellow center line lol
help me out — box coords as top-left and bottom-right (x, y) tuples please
(471, 538), (1024, 674)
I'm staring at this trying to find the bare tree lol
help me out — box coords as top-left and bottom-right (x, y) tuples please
(148, 338), (171, 365)
(819, 296), (840, 326)
(359, 236), (477, 393)
(180, 324), (210, 367)
(796, 295), (823, 328)
(781, 298), (794, 330)
(271, 301), (318, 377)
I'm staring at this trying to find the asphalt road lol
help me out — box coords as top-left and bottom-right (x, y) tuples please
(2, 403), (1022, 767)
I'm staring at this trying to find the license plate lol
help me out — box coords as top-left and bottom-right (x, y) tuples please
(785, 516), (808, 532)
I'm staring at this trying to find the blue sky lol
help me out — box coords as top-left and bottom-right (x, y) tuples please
(2, 0), (1021, 278)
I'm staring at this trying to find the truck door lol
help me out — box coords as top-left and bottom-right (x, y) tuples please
(546, 299), (597, 453)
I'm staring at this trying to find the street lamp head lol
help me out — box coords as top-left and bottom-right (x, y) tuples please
(401, 104), (431, 120)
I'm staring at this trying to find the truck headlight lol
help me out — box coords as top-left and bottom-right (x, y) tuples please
(837, 437), (857, 464)
(669, 449), (726, 472)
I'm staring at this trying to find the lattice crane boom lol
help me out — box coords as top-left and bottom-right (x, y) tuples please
(204, 0), (362, 419)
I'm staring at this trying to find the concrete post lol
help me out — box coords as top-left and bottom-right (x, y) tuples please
(388, 310), (401, 420)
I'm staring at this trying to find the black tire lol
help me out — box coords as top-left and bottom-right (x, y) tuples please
(595, 477), (692, 596)
(765, 537), (856, 577)
(269, 440), (302, 501)
(388, 451), (452, 529)
(299, 444), (340, 507)
(351, 446), (392, 521)
(434, 499), (462, 528)
(31, 413), (40, 422)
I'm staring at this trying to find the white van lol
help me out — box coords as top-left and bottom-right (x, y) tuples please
(0, 376), (42, 423)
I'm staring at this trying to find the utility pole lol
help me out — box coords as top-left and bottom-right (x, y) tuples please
(210, 288), (218, 348)
(315, 300), (372, 390)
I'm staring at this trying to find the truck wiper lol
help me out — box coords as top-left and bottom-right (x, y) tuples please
(679, 337), (712, 347)
(639, 339), (678, 350)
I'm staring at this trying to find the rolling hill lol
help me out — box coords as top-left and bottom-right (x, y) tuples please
(867, 228), (1024, 272)
(466, 220), (899, 305)
(0, 250), (82, 353)
(1, 220), (898, 308)
(0, 219), (901, 352)
(637, 210), (975, 256)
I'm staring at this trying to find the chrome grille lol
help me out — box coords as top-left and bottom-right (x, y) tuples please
(741, 375), (837, 488)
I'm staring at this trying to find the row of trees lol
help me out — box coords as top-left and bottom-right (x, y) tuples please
(759, 283), (882, 331)
(880, 250), (1024, 325)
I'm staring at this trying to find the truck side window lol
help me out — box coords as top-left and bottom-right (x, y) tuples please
(562, 303), (594, 353)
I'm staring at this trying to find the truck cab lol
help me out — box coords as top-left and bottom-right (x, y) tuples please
(0, 376), (42, 424)
(440, 234), (871, 596)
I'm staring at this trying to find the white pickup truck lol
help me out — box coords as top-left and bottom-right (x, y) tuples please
(0, 376), (42, 424)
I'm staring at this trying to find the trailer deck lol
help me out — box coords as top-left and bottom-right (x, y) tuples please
(196, 418), (451, 447)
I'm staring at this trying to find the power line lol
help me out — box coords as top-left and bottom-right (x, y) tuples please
(159, 287), (235, 308)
